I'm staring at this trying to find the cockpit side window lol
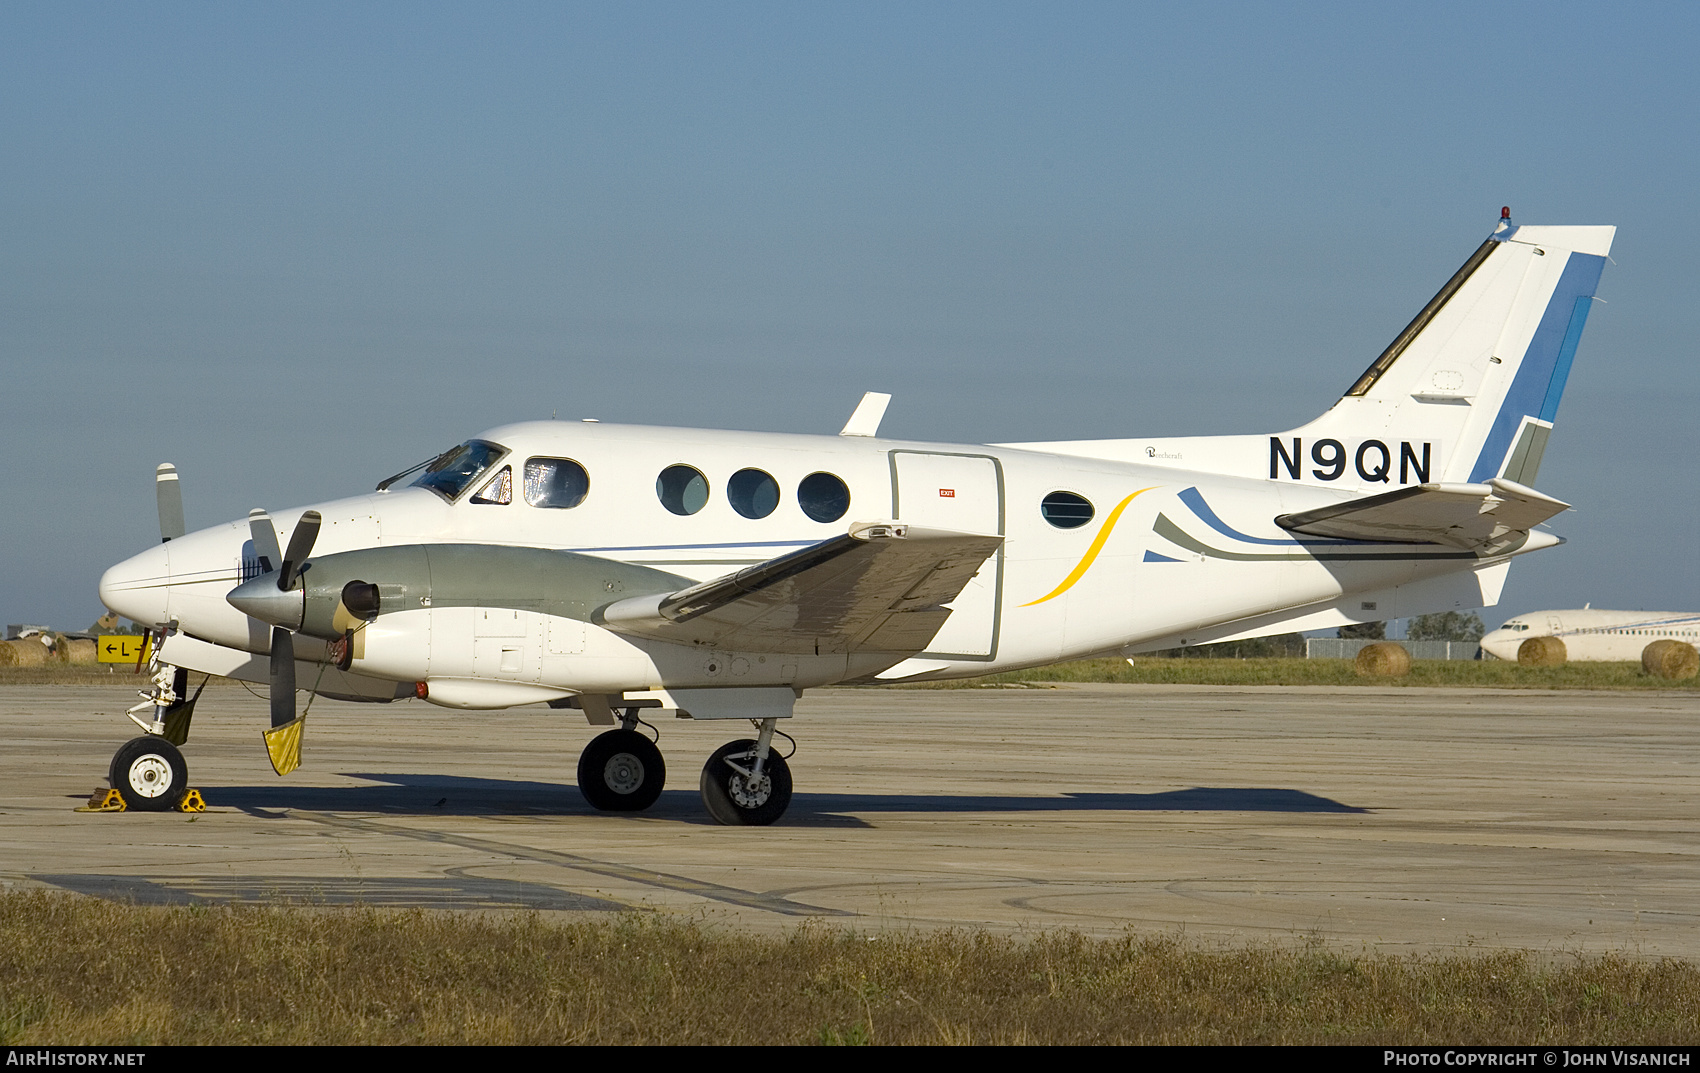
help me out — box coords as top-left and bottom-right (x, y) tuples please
(524, 458), (590, 509)
(411, 439), (508, 502)
(471, 466), (513, 505)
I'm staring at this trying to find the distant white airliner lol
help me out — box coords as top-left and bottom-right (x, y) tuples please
(1480, 610), (1700, 661)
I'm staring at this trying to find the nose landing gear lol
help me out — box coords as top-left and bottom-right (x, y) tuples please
(108, 736), (189, 812)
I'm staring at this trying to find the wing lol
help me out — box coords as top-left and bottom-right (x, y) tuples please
(595, 521), (1003, 655)
(1275, 477), (1569, 553)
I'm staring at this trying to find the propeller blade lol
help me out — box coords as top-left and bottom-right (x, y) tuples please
(276, 510), (322, 591)
(247, 509), (282, 575)
(264, 625), (304, 777)
(156, 464), (185, 543)
(269, 626), (296, 728)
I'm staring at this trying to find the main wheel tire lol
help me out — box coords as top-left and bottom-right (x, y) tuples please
(109, 736), (188, 812)
(576, 729), (666, 812)
(700, 739), (792, 826)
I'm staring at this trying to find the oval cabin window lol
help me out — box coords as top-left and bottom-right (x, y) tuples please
(1040, 490), (1095, 529)
(728, 468), (780, 519)
(524, 458), (590, 509)
(798, 472), (850, 523)
(657, 464), (710, 516)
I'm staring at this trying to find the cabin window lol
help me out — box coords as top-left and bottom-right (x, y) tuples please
(524, 457), (590, 509)
(1041, 490), (1095, 529)
(412, 439), (507, 502)
(798, 471), (850, 523)
(657, 464), (710, 516)
(471, 466), (513, 505)
(728, 468), (780, 519)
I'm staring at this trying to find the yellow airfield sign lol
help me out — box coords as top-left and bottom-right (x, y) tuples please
(97, 636), (152, 663)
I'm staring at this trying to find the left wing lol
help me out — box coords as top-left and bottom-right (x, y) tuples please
(1275, 477), (1568, 552)
(595, 521), (1003, 654)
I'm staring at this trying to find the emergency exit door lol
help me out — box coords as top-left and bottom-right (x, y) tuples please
(889, 451), (1004, 660)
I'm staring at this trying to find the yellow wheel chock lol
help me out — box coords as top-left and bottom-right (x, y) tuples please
(76, 786), (206, 813)
(76, 788), (127, 813)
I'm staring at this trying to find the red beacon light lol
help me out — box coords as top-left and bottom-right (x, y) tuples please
(1501, 206), (1512, 220)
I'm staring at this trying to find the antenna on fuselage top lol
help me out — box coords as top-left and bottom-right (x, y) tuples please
(839, 392), (892, 437)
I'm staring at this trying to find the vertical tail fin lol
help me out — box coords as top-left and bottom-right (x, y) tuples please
(1292, 214), (1614, 487)
(995, 213), (1615, 491)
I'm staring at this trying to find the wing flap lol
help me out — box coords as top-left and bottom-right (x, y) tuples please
(596, 521), (1003, 654)
(1275, 478), (1568, 552)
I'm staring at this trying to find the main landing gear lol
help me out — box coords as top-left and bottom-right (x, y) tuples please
(699, 723), (792, 827)
(572, 712), (795, 825)
(577, 727), (666, 812)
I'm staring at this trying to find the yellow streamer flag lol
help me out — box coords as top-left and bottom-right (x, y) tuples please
(263, 718), (304, 777)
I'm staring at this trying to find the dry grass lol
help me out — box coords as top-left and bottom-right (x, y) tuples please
(899, 657), (1700, 690)
(0, 892), (1695, 1045)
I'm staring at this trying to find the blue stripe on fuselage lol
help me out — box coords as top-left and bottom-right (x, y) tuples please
(1177, 486), (1357, 546)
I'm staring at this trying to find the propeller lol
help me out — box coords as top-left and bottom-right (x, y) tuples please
(247, 509), (281, 574)
(228, 509), (321, 775)
(277, 510), (321, 592)
(156, 464), (185, 542)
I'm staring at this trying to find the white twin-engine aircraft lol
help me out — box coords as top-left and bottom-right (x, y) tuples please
(99, 210), (1615, 824)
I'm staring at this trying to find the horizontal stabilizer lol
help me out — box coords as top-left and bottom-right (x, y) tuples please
(596, 521), (1003, 655)
(1275, 478), (1569, 553)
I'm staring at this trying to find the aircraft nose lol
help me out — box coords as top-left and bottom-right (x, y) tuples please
(1479, 630), (1513, 660)
(98, 543), (172, 628)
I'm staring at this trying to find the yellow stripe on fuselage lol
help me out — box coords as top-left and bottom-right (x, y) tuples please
(1020, 487), (1157, 607)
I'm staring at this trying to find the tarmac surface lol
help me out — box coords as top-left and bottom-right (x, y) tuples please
(3, 679), (1697, 955)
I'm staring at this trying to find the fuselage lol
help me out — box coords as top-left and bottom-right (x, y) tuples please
(100, 419), (1552, 707)
(1481, 609), (1700, 661)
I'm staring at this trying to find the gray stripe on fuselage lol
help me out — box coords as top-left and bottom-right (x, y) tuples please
(296, 544), (696, 640)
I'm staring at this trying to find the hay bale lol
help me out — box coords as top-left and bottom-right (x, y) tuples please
(64, 638), (99, 664)
(0, 639), (49, 667)
(1517, 635), (1567, 666)
(1642, 639), (1699, 680)
(1355, 641), (1411, 677)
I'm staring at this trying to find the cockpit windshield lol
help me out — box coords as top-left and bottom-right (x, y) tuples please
(410, 440), (508, 502)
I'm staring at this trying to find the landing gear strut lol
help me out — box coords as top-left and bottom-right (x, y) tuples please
(576, 711), (666, 812)
(700, 718), (792, 826)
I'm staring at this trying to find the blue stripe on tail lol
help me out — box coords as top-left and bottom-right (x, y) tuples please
(1467, 253), (1606, 482)
(1538, 295), (1594, 423)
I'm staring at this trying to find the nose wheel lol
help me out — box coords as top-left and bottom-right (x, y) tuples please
(576, 729), (666, 812)
(108, 736), (189, 812)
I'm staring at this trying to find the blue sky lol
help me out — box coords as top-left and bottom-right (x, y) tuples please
(3, 2), (1697, 630)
